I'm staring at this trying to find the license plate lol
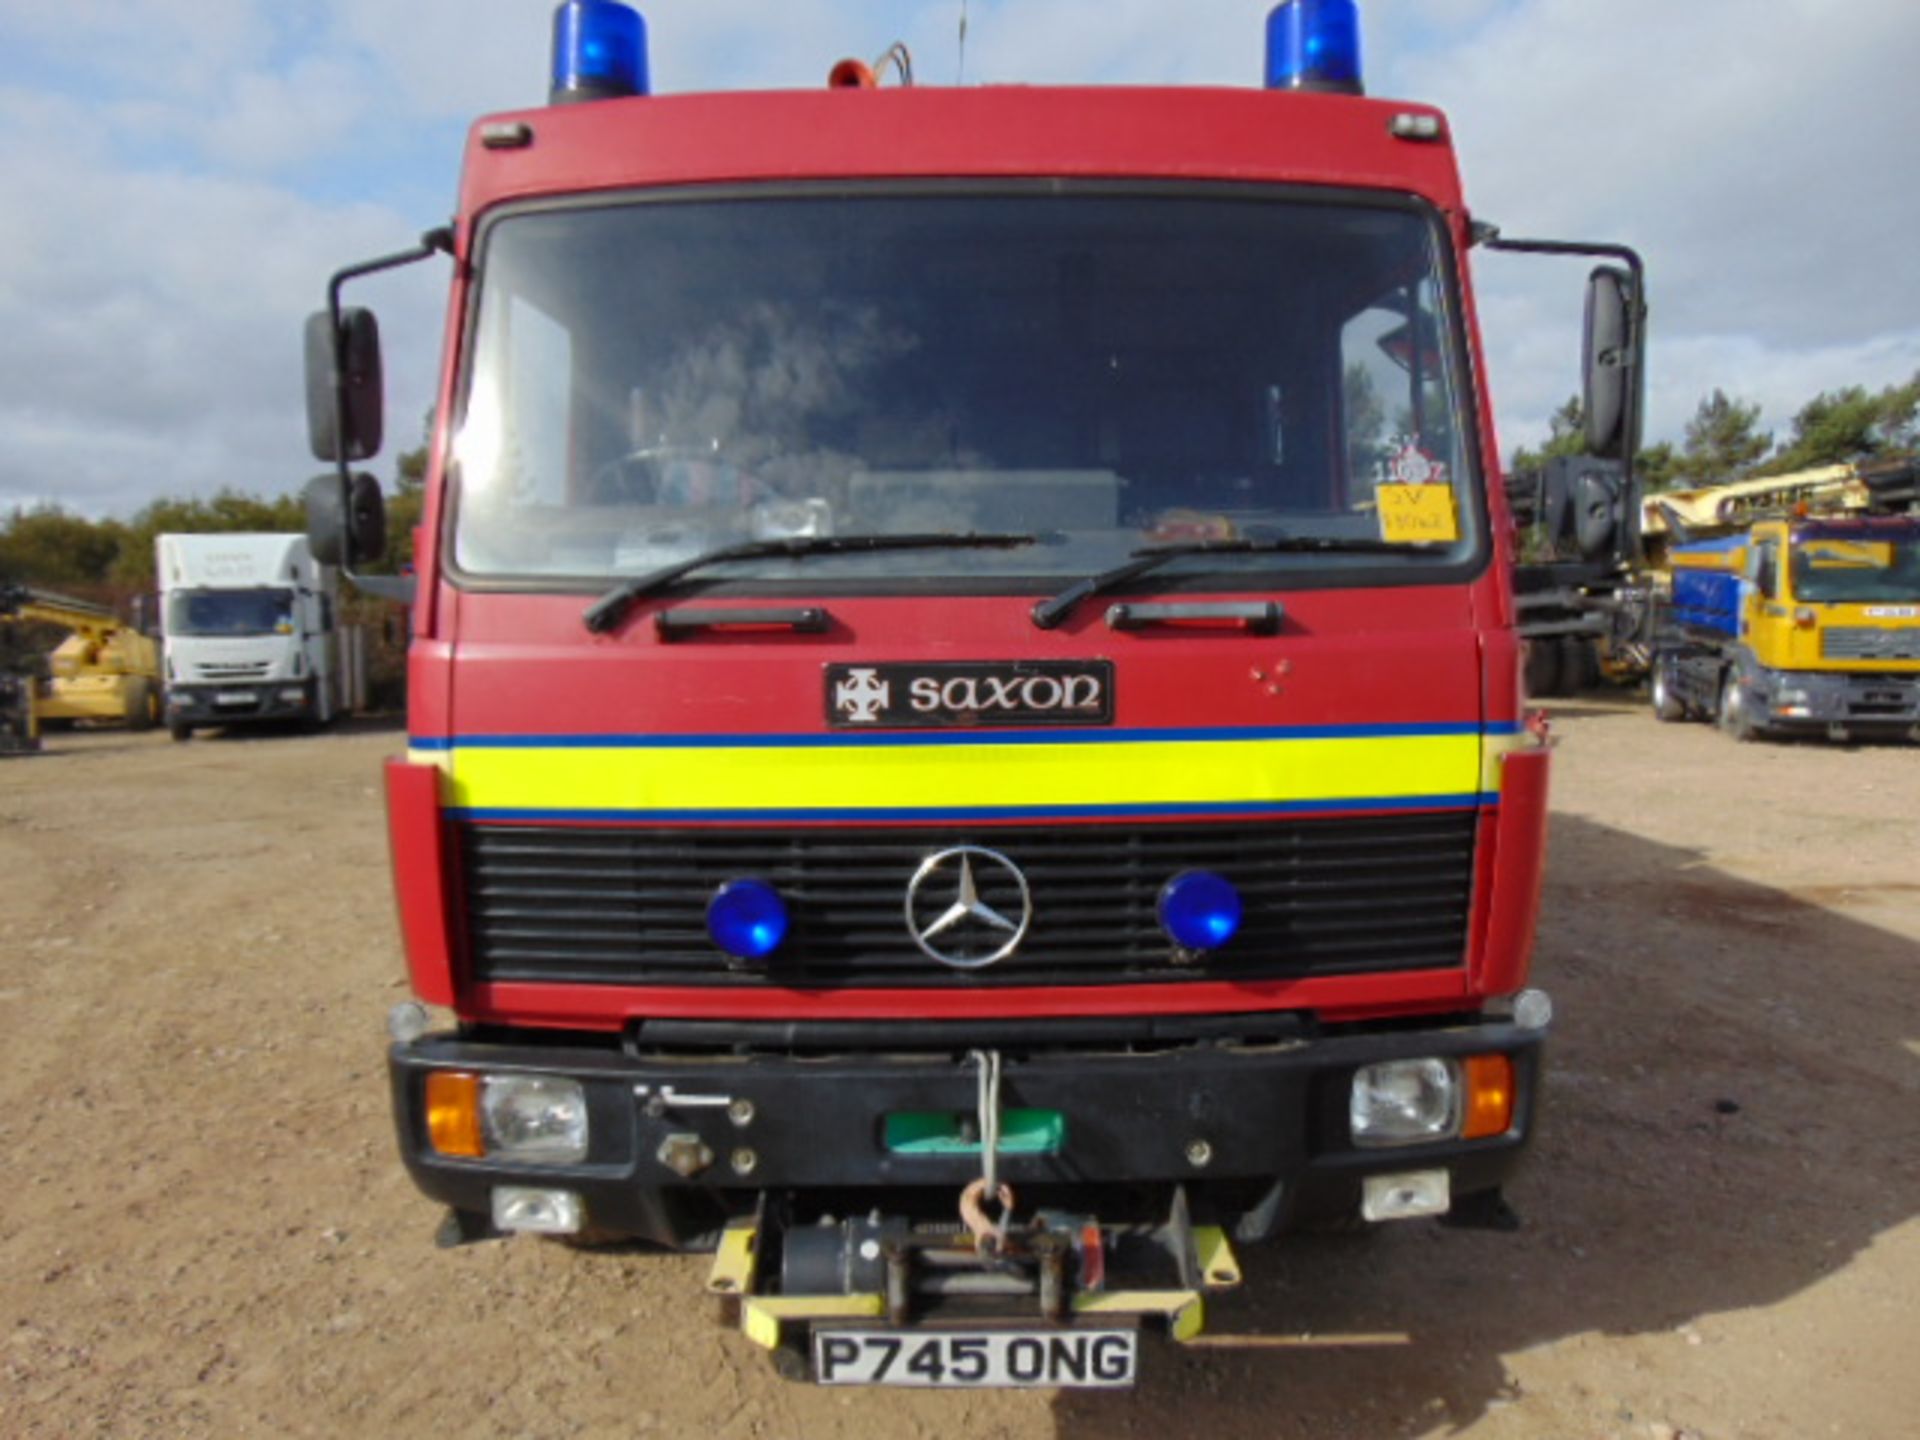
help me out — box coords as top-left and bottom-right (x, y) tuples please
(214, 691), (255, 705)
(813, 1328), (1136, 1388)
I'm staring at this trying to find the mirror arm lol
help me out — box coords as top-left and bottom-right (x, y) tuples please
(322, 226), (453, 587)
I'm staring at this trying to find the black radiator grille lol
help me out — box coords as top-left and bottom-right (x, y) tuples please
(460, 813), (1479, 989)
(1822, 626), (1920, 661)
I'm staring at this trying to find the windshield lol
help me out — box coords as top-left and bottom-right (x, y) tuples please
(1792, 537), (1920, 603)
(167, 588), (295, 637)
(453, 189), (1481, 587)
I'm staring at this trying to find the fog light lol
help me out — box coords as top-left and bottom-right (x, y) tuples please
(1157, 870), (1243, 951)
(1361, 1169), (1451, 1222)
(492, 1186), (583, 1235)
(279, 687), (308, 704)
(707, 879), (789, 960)
(1351, 1058), (1459, 1148)
(483, 1075), (589, 1163)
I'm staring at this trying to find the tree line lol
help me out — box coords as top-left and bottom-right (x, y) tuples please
(0, 448), (425, 603)
(1512, 372), (1920, 492)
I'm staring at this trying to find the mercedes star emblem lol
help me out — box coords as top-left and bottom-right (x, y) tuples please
(904, 846), (1033, 969)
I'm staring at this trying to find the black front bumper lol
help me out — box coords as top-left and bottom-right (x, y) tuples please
(168, 680), (313, 726)
(391, 1017), (1544, 1249)
(1755, 668), (1920, 731)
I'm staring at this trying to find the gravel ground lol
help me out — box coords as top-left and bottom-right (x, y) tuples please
(2, 702), (1916, 1439)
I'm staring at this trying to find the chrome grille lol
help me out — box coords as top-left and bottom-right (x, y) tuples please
(1822, 626), (1920, 661)
(459, 813), (1479, 990)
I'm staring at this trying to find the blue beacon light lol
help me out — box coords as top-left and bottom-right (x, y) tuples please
(550, 0), (650, 105)
(707, 879), (790, 961)
(1158, 871), (1244, 952)
(1265, 0), (1364, 95)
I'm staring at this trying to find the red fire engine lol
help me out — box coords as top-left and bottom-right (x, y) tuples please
(305, 0), (1644, 1387)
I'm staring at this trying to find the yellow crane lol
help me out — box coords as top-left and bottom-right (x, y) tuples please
(0, 584), (161, 750)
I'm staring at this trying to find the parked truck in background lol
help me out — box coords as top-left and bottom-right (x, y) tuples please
(301, 0), (1647, 1386)
(1651, 512), (1920, 741)
(156, 532), (343, 740)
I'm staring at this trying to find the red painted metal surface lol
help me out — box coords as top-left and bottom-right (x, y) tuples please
(381, 81), (1546, 1029)
(1474, 745), (1551, 995)
(468, 967), (1476, 1033)
(425, 584), (1482, 740)
(385, 759), (458, 1006)
(453, 89), (1466, 228)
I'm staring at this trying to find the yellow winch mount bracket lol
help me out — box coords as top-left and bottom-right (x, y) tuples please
(706, 1187), (1243, 1380)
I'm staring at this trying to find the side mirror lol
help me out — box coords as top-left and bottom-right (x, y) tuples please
(305, 472), (388, 568)
(1540, 455), (1628, 564)
(305, 308), (385, 462)
(1582, 266), (1637, 460)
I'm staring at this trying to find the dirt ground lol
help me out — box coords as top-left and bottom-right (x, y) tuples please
(2, 702), (1916, 1439)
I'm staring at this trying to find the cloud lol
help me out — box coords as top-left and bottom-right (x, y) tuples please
(0, 85), (443, 516)
(5, 0), (1920, 515)
(1382, 0), (1920, 452)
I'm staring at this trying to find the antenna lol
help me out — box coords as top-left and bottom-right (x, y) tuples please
(958, 0), (969, 84)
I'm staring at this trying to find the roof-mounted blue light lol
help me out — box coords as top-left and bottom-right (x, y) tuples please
(551, 0), (649, 106)
(1158, 871), (1244, 953)
(1265, 0), (1364, 95)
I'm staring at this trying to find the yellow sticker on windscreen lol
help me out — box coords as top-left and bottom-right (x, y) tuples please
(1377, 483), (1460, 543)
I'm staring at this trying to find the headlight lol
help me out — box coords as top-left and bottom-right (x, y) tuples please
(1351, 1058), (1460, 1148)
(483, 1075), (590, 1163)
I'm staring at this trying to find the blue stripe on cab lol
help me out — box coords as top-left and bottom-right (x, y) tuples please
(411, 721), (1516, 751)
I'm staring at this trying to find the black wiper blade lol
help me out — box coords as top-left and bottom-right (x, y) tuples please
(1030, 536), (1436, 630)
(584, 532), (1038, 634)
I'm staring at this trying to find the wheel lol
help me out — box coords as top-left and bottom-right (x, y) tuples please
(1559, 638), (1599, 694)
(1718, 670), (1764, 743)
(590, 444), (750, 506)
(168, 722), (193, 743)
(1651, 661), (1685, 722)
(124, 677), (156, 731)
(1523, 639), (1564, 700)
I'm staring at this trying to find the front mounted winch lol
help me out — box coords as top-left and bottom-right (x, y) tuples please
(708, 1189), (1243, 1382)
(701, 1046), (1241, 1382)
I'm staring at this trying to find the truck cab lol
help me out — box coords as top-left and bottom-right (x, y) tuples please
(1658, 515), (1920, 739)
(304, 0), (1640, 1383)
(156, 532), (340, 739)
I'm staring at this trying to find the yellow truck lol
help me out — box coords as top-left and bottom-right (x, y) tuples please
(1650, 514), (1920, 741)
(0, 584), (162, 750)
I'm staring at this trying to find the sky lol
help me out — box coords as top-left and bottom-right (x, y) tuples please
(3, 0), (1919, 516)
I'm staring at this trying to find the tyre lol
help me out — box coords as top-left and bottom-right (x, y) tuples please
(1561, 637), (1600, 694)
(1718, 670), (1764, 743)
(1523, 639), (1564, 700)
(124, 677), (156, 732)
(168, 722), (193, 743)
(1651, 662), (1685, 723)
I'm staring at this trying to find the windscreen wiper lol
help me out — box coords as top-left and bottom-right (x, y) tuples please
(1030, 536), (1434, 630)
(584, 532), (1038, 634)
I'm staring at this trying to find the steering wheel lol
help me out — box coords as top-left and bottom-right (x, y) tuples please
(590, 444), (747, 506)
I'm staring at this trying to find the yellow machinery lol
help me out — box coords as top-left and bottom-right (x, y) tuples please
(0, 585), (161, 747)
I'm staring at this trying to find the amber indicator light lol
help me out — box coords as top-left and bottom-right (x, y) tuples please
(1461, 1054), (1516, 1140)
(425, 1071), (485, 1158)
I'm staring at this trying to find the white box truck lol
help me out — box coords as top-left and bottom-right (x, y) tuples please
(156, 533), (343, 740)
